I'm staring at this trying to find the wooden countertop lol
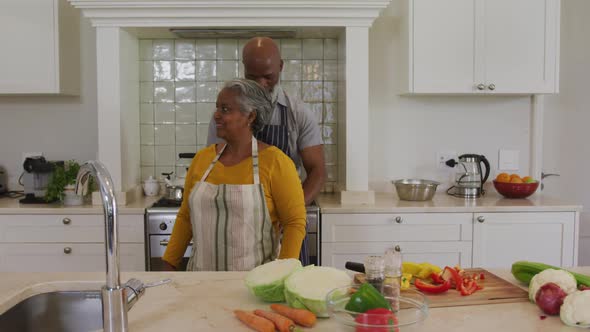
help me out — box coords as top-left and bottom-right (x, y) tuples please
(0, 268), (588, 331)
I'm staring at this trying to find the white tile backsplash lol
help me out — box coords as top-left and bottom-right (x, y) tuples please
(139, 37), (339, 189)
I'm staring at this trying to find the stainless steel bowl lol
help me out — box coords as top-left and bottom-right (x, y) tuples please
(393, 179), (440, 201)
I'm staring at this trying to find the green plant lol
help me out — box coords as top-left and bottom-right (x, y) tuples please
(45, 160), (81, 203)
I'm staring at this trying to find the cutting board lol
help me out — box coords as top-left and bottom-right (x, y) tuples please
(355, 268), (529, 308)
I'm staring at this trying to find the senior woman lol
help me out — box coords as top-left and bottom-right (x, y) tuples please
(162, 79), (306, 271)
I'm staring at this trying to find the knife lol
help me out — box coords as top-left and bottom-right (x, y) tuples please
(345, 261), (365, 273)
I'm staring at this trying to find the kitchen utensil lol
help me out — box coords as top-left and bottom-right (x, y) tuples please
(345, 261), (366, 273)
(326, 285), (428, 329)
(493, 180), (539, 199)
(393, 179), (440, 201)
(445, 154), (490, 198)
(161, 172), (184, 202)
(142, 176), (160, 197)
(354, 268), (529, 308)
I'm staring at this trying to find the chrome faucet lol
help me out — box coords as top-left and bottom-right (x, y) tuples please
(76, 161), (170, 332)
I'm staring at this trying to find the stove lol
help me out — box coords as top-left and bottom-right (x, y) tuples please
(145, 197), (320, 271)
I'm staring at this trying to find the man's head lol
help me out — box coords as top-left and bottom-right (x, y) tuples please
(242, 37), (283, 94)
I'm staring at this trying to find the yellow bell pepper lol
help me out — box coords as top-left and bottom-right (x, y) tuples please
(401, 273), (412, 290)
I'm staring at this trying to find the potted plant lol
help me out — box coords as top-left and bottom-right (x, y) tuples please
(45, 160), (83, 205)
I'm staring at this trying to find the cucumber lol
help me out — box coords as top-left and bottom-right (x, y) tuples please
(511, 261), (590, 287)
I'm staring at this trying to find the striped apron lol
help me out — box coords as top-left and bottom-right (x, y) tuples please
(186, 138), (279, 271)
(254, 100), (310, 266)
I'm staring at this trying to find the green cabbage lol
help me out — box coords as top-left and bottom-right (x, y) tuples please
(245, 259), (302, 302)
(284, 266), (351, 317)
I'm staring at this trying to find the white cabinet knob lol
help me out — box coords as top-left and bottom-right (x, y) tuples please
(62, 218), (71, 225)
(488, 84), (496, 91)
(477, 83), (486, 91)
(395, 216), (403, 224)
(64, 247), (72, 254)
(477, 216), (485, 223)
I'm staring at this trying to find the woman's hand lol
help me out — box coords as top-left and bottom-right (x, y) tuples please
(161, 260), (177, 271)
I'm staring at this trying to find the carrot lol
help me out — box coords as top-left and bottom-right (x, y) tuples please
(254, 309), (295, 332)
(234, 310), (275, 332)
(269, 304), (317, 327)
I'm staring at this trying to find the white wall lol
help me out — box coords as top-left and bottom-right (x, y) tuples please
(368, 5), (532, 192)
(544, 0), (590, 266)
(0, 17), (97, 190)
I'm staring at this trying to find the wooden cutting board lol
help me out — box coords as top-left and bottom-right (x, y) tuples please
(355, 268), (529, 308)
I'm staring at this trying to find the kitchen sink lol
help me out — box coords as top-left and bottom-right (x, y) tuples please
(0, 290), (103, 332)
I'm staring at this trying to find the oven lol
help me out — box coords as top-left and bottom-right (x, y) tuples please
(145, 198), (320, 271)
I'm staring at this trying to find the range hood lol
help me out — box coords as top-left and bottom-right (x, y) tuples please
(69, 0), (393, 205)
(169, 28), (297, 39)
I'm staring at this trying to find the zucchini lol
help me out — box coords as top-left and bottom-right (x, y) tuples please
(511, 261), (590, 287)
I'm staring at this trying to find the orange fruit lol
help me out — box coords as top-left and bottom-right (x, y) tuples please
(510, 177), (524, 183)
(522, 176), (535, 183)
(510, 174), (522, 182)
(495, 173), (511, 183)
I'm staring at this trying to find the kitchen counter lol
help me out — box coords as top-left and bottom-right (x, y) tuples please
(0, 268), (588, 331)
(0, 191), (159, 215)
(317, 192), (582, 213)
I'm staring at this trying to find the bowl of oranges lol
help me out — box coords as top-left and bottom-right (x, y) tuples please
(493, 173), (539, 198)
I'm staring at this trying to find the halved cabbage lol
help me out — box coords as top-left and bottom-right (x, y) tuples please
(245, 259), (302, 302)
(284, 266), (351, 317)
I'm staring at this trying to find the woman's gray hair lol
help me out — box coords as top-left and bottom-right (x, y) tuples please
(223, 79), (273, 134)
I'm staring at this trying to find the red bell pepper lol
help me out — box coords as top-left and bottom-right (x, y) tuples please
(460, 280), (479, 296)
(430, 272), (445, 284)
(414, 278), (451, 294)
(355, 308), (400, 332)
(441, 266), (462, 291)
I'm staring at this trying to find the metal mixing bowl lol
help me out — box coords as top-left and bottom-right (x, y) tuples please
(393, 179), (440, 201)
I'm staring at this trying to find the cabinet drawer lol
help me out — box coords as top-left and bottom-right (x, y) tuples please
(321, 241), (472, 270)
(0, 214), (144, 243)
(0, 243), (145, 272)
(321, 213), (472, 242)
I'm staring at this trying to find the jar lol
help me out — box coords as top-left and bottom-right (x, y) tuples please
(143, 176), (160, 196)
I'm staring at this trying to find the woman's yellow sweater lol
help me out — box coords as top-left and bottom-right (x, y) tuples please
(162, 144), (306, 269)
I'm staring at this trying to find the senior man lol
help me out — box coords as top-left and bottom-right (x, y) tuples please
(207, 37), (326, 206)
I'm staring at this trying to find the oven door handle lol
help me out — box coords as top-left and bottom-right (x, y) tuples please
(160, 240), (194, 246)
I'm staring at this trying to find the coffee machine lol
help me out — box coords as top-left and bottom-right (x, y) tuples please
(19, 156), (62, 203)
(445, 154), (490, 198)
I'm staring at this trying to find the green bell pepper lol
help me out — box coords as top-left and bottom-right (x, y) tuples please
(345, 283), (392, 313)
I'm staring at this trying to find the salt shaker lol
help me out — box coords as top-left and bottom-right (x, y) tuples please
(364, 255), (384, 292)
(383, 245), (402, 312)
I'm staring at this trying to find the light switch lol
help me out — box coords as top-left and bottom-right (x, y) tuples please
(499, 149), (519, 170)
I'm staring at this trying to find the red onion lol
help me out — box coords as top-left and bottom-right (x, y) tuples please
(535, 282), (567, 315)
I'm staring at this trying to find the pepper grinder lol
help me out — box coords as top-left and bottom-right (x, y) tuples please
(383, 245), (402, 312)
(364, 255), (384, 293)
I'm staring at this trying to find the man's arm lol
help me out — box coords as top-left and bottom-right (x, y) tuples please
(300, 145), (326, 205)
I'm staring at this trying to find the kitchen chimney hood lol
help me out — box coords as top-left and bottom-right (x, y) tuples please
(169, 28), (296, 39)
(69, 0), (393, 205)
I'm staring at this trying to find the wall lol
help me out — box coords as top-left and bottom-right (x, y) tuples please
(0, 17), (97, 191)
(368, 5), (532, 192)
(544, 0), (590, 265)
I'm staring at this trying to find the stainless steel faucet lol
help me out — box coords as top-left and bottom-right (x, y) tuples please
(76, 161), (170, 332)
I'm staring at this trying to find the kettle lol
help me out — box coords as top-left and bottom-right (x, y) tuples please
(445, 154), (490, 198)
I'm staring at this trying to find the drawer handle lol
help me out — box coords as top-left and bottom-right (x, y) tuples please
(159, 240), (194, 246)
(394, 245), (401, 252)
(477, 216), (485, 223)
(63, 218), (71, 225)
(394, 216), (403, 224)
(64, 247), (72, 254)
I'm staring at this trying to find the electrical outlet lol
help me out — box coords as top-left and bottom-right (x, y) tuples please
(436, 151), (457, 169)
(22, 152), (43, 163)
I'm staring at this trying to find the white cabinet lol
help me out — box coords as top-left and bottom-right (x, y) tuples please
(321, 213), (473, 269)
(0, 214), (145, 272)
(472, 212), (576, 268)
(0, 0), (80, 94)
(401, 0), (560, 94)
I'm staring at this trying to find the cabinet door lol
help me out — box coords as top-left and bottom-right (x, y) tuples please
(0, 243), (145, 272)
(482, 0), (559, 93)
(321, 242), (472, 270)
(0, 0), (79, 94)
(412, 0), (477, 93)
(473, 212), (576, 268)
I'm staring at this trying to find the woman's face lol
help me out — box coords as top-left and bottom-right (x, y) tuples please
(214, 88), (254, 141)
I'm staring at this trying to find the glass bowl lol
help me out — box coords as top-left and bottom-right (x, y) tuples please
(325, 285), (428, 331)
(493, 180), (539, 198)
